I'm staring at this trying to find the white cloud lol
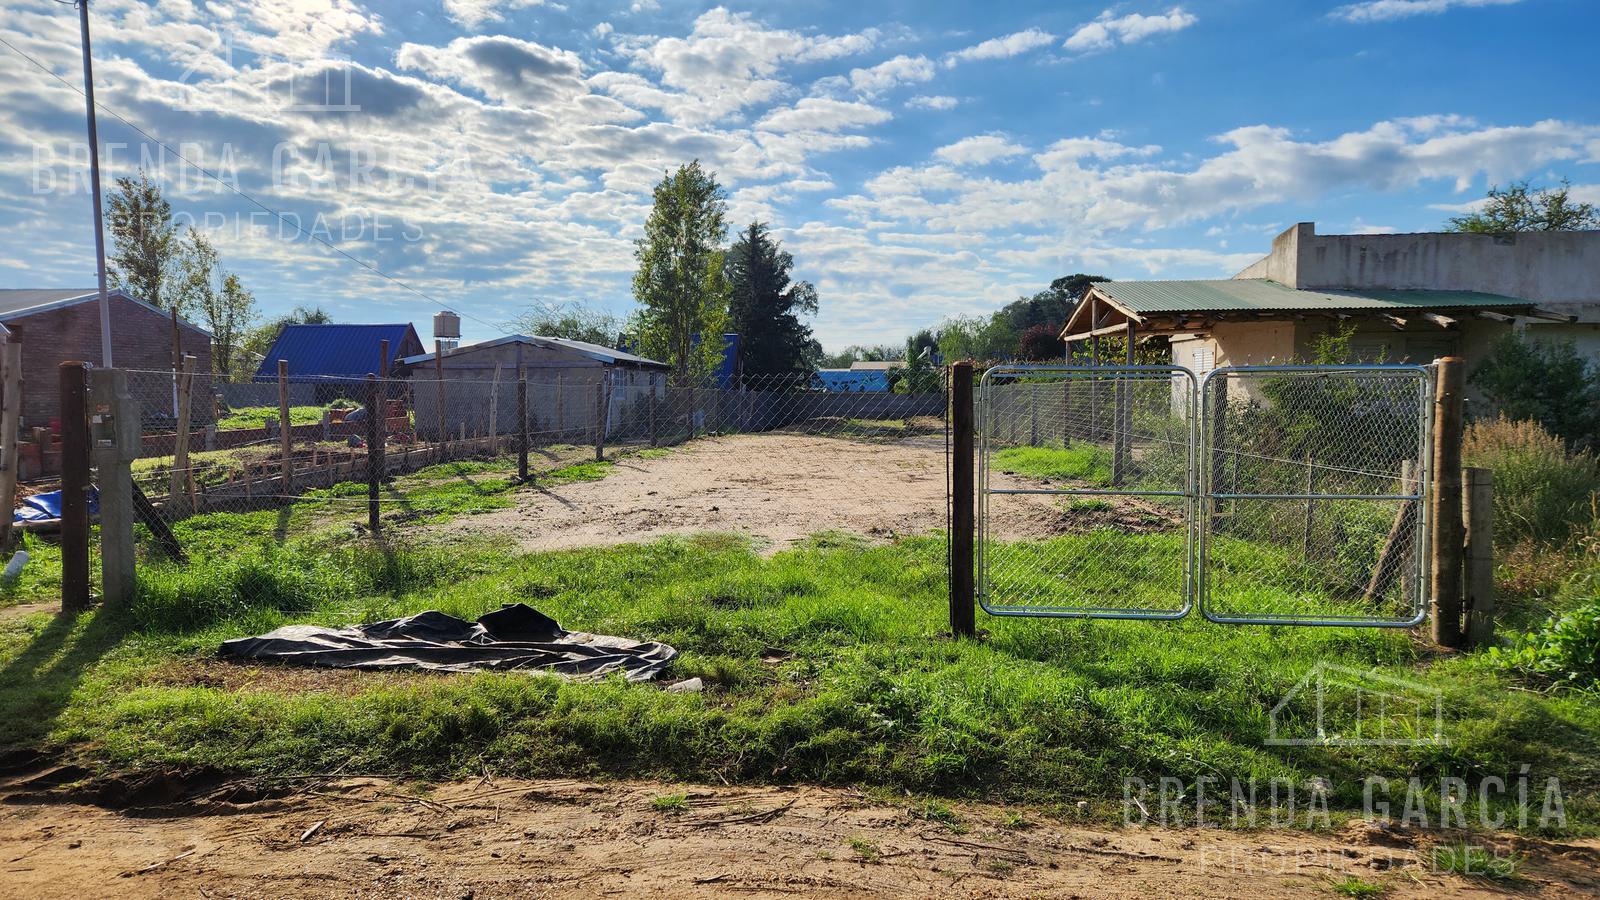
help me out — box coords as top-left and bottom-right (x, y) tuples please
(613, 8), (879, 124)
(846, 55), (935, 94)
(1063, 7), (1197, 53)
(934, 134), (1026, 166)
(907, 95), (959, 111)
(944, 28), (1055, 67)
(755, 97), (891, 133)
(1331, 0), (1523, 24)
(397, 36), (589, 107)
(443, 0), (545, 30)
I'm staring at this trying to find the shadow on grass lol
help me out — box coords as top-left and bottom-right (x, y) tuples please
(0, 605), (133, 752)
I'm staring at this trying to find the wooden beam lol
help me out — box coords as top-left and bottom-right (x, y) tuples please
(1380, 314), (1407, 330)
(1525, 307), (1578, 323)
(1422, 312), (1458, 329)
(1474, 310), (1515, 323)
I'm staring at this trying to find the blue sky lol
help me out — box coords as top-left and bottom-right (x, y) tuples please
(1, 0), (1596, 351)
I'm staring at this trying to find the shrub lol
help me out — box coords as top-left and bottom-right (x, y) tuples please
(1470, 334), (1600, 450)
(1462, 417), (1600, 547)
(1489, 595), (1600, 690)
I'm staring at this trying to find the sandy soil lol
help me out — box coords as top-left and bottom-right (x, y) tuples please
(441, 433), (1181, 553)
(1, 772), (1594, 899)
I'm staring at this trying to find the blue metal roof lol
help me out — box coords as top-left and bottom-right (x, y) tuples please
(814, 369), (889, 392)
(255, 323), (424, 381)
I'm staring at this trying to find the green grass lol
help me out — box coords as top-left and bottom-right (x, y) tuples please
(1, 525), (1596, 830)
(650, 792), (688, 812)
(1330, 875), (1385, 898)
(993, 444), (1113, 485)
(215, 405), (331, 431)
(1430, 844), (1523, 881)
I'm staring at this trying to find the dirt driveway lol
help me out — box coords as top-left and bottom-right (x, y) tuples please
(441, 433), (1180, 553)
(3, 774), (1594, 899)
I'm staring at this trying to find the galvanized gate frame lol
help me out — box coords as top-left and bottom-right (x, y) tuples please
(1195, 364), (1433, 628)
(976, 364), (1198, 620)
(975, 362), (1434, 628)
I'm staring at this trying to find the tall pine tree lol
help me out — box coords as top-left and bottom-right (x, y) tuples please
(725, 222), (820, 385)
(106, 170), (181, 310)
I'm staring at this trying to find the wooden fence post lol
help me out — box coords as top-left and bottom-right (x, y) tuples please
(60, 362), (91, 612)
(489, 362), (501, 457)
(1464, 467), (1495, 648)
(277, 359), (293, 495)
(949, 362), (976, 638)
(594, 375), (608, 462)
(517, 366), (529, 481)
(0, 340), (21, 554)
(366, 373), (382, 532)
(434, 340), (447, 460)
(170, 354), (195, 515)
(647, 379), (658, 447)
(1430, 356), (1465, 649)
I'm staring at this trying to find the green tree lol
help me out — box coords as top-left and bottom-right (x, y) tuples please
(725, 222), (821, 383)
(1447, 180), (1600, 233)
(172, 229), (258, 378)
(509, 300), (618, 346)
(210, 274), (258, 380)
(240, 305), (333, 375)
(1471, 333), (1600, 450)
(106, 170), (181, 310)
(888, 337), (939, 393)
(631, 161), (731, 383)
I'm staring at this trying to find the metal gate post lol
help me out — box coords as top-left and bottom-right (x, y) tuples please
(949, 362), (976, 637)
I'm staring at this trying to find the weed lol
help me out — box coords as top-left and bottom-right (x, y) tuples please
(650, 792), (688, 813)
(1330, 875), (1385, 898)
(986, 859), (1014, 875)
(1430, 844), (1522, 881)
(1065, 498), (1112, 513)
(1000, 811), (1031, 830)
(848, 837), (879, 861)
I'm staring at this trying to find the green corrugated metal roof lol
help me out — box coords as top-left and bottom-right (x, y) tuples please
(1095, 279), (1534, 314)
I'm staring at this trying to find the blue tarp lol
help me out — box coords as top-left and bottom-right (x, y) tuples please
(14, 487), (99, 524)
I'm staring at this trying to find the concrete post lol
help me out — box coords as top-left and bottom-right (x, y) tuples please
(90, 367), (140, 605)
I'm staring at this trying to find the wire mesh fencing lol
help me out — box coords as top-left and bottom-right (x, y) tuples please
(1198, 365), (1432, 626)
(977, 366), (1196, 618)
(116, 365), (953, 607)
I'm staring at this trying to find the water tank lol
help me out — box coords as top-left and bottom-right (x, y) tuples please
(432, 310), (461, 352)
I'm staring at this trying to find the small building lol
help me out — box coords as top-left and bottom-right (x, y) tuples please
(814, 369), (889, 392)
(0, 287), (212, 428)
(397, 335), (669, 440)
(1060, 223), (1594, 397)
(254, 323), (424, 399)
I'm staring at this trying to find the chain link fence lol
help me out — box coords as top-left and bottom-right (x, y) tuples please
(109, 366), (951, 612)
(977, 366), (1196, 618)
(1198, 366), (1432, 626)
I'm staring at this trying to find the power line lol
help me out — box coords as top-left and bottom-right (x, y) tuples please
(0, 30), (510, 338)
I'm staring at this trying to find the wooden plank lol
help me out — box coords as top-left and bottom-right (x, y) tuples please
(1430, 357), (1465, 648)
(1464, 467), (1495, 648)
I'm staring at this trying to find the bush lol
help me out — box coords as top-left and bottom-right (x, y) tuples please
(1462, 417), (1600, 547)
(1489, 595), (1600, 690)
(1470, 334), (1600, 451)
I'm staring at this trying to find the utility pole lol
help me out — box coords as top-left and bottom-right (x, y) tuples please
(77, 0), (113, 368)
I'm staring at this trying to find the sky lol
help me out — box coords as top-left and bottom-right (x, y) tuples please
(1, 0), (1597, 352)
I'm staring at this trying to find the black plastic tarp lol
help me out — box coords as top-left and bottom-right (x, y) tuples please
(218, 603), (675, 681)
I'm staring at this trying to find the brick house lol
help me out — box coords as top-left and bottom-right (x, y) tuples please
(0, 288), (212, 429)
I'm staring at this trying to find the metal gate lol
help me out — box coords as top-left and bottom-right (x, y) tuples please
(977, 365), (1197, 619)
(1197, 365), (1432, 627)
(975, 363), (1432, 627)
